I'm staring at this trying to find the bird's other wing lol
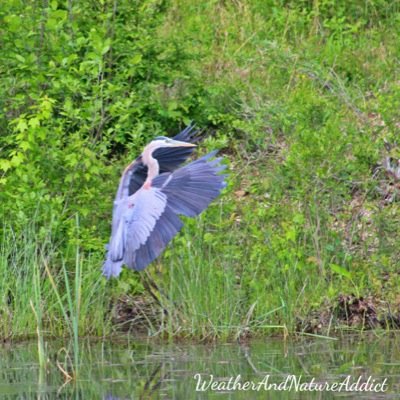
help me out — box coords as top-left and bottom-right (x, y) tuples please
(114, 156), (145, 202)
(171, 123), (201, 143)
(126, 156), (148, 198)
(131, 151), (226, 271)
(128, 125), (200, 196)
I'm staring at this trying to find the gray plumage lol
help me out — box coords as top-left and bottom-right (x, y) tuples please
(103, 128), (226, 278)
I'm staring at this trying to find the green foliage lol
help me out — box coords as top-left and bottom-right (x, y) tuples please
(0, 0), (399, 339)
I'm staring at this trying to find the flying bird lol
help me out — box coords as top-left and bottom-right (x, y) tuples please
(103, 126), (226, 278)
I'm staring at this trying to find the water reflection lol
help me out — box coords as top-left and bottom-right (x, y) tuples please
(0, 335), (399, 399)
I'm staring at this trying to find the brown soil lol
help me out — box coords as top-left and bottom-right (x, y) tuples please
(297, 294), (400, 334)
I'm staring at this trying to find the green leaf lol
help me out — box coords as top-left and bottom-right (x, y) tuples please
(5, 15), (21, 32)
(0, 159), (11, 172)
(15, 54), (26, 63)
(330, 264), (352, 279)
(101, 44), (111, 55)
(16, 119), (28, 132)
(29, 117), (40, 128)
(130, 54), (142, 65)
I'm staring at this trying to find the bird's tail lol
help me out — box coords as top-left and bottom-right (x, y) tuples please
(103, 254), (123, 279)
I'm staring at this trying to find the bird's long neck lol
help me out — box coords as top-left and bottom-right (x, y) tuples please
(142, 147), (160, 184)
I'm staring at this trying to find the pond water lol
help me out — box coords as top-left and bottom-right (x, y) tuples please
(0, 334), (399, 399)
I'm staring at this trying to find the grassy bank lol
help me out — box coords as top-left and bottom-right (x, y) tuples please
(1, 0), (400, 341)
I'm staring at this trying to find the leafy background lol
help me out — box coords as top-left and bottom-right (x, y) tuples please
(1, 0), (399, 339)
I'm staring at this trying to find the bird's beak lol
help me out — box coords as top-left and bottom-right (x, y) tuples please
(168, 139), (196, 147)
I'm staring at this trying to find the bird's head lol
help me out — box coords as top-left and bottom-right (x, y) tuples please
(141, 136), (196, 164)
(152, 136), (197, 149)
(143, 136), (196, 157)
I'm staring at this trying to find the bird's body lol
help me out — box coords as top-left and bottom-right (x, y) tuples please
(103, 127), (226, 278)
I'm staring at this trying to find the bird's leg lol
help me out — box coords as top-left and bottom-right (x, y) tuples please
(141, 271), (169, 316)
(145, 269), (170, 298)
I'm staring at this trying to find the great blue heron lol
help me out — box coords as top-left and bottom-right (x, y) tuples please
(103, 126), (226, 278)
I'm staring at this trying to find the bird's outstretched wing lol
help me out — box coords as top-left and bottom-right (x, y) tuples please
(131, 152), (225, 271)
(103, 187), (168, 278)
(103, 152), (226, 277)
(124, 125), (201, 198)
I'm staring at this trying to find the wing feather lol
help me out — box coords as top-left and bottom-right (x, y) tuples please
(126, 152), (226, 271)
(104, 150), (226, 276)
(153, 152), (226, 217)
(132, 205), (183, 271)
(123, 188), (167, 268)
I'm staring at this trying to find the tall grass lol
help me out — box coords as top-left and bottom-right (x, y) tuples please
(0, 217), (110, 360)
(151, 208), (291, 340)
(30, 258), (47, 375)
(44, 245), (82, 377)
